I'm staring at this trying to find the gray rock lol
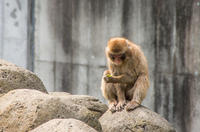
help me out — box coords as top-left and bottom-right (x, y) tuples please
(99, 106), (176, 132)
(30, 119), (97, 132)
(0, 89), (106, 132)
(0, 59), (16, 67)
(0, 59), (47, 95)
(49, 91), (71, 96)
(50, 93), (108, 119)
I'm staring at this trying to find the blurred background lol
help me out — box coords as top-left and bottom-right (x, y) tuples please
(0, 0), (200, 131)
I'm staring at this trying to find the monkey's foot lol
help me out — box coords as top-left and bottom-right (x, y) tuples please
(116, 100), (126, 111)
(108, 101), (117, 113)
(126, 101), (140, 111)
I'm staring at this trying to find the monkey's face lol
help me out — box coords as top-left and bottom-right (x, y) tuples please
(108, 53), (126, 65)
(106, 38), (129, 66)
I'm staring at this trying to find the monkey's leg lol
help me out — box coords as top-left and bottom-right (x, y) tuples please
(115, 85), (126, 111)
(126, 75), (149, 111)
(101, 71), (118, 112)
(104, 84), (117, 113)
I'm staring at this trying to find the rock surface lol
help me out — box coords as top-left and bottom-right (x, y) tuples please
(30, 118), (97, 132)
(50, 93), (108, 119)
(49, 91), (71, 96)
(0, 59), (47, 95)
(99, 106), (176, 132)
(0, 89), (107, 132)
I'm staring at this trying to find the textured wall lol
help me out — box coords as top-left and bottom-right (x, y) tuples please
(34, 0), (200, 132)
(0, 0), (30, 68)
(153, 0), (200, 132)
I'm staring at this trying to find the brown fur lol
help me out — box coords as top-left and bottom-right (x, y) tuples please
(101, 37), (150, 112)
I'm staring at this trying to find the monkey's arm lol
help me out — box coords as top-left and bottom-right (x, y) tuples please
(104, 73), (134, 84)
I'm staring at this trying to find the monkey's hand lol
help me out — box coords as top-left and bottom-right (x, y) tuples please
(108, 101), (118, 113)
(116, 100), (126, 111)
(104, 75), (115, 83)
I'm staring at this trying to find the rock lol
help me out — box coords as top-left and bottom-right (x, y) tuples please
(0, 89), (105, 132)
(49, 91), (71, 96)
(0, 59), (16, 67)
(30, 118), (98, 132)
(99, 106), (176, 132)
(0, 59), (47, 95)
(50, 93), (108, 119)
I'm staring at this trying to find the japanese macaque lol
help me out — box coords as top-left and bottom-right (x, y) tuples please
(101, 37), (149, 112)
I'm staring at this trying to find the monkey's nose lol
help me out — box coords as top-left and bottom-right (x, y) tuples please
(115, 58), (121, 65)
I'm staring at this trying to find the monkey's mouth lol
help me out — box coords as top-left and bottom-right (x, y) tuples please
(114, 58), (122, 65)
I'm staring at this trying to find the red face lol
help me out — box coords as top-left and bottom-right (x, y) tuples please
(109, 53), (126, 65)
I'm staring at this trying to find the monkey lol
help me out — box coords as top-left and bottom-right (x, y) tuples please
(101, 37), (149, 112)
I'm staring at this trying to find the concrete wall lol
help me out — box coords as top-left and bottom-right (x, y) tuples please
(0, 0), (30, 69)
(33, 0), (200, 132)
(0, 0), (199, 132)
(154, 0), (200, 132)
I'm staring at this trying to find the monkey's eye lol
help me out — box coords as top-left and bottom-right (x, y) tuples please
(121, 54), (126, 60)
(109, 54), (115, 60)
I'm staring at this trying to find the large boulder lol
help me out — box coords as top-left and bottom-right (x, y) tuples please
(0, 59), (16, 67)
(49, 91), (71, 96)
(30, 119), (97, 132)
(0, 89), (107, 132)
(99, 106), (176, 132)
(49, 93), (108, 119)
(0, 59), (47, 95)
